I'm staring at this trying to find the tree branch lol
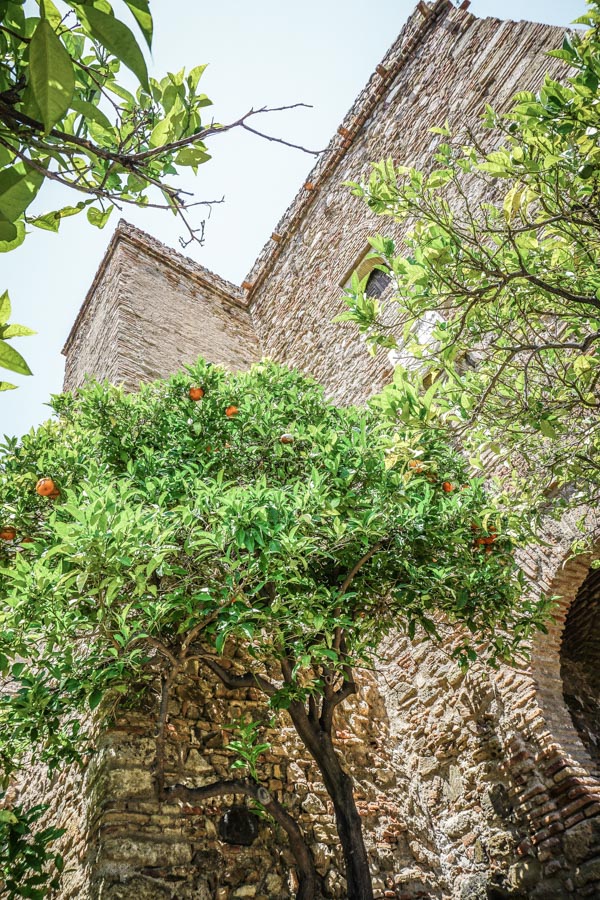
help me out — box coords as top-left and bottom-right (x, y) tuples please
(201, 655), (277, 697)
(165, 779), (319, 900)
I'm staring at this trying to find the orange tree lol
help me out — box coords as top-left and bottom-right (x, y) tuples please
(0, 361), (549, 899)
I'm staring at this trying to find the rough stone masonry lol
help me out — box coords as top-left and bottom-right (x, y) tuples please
(54, 1), (600, 898)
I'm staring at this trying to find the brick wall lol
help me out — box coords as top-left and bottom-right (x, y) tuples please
(54, 2), (600, 898)
(246, 1), (566, 408)
(63, 222), (259, 392)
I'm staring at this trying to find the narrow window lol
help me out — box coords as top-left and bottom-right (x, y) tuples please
(365, 268), (392, 299)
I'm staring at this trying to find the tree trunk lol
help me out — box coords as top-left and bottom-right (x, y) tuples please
(290, 707), (374, 900)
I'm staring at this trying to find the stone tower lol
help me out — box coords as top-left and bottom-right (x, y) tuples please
(55, 2), (600, 898)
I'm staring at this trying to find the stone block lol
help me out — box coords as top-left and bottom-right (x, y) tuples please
(102, 836), (192, 867)
(442, 811), (472, 839)
(508, 858), (542, 890)
(105, 768), (155, 799)
(575, 857), (600, 887)
(563, 820), (594, 863)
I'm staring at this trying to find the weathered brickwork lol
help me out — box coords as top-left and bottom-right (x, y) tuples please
(52, 2), (600, 898)
(86, 658), (428, 900)
(63, 223), (259, 392)
(245, 1), (566, 408)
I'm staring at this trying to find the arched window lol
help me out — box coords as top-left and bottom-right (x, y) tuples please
(365, 268), (392, 299)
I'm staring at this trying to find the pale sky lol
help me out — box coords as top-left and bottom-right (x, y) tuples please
(0, 0), (586, 438)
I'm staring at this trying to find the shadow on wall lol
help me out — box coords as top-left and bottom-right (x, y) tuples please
(561, 565), (600, 771)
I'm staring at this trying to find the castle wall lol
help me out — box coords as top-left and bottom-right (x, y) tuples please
(246, 1), (566, 408)
(242, 1), (600, 897)
(62, 223), (259, 392)
(52, 2), (600, 899)
(88, 656), (430, 900)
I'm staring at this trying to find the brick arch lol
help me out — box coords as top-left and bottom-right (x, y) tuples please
(531, 543), (600, 774)
(492, 539), (600, 876)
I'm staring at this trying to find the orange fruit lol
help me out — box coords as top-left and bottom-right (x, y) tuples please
(21, 536), (34, 544)
(36, 477), (56, 497)
(189, 386), (204, 401)
(442, 481), (453, 493)
(280, 433), (294, 444)
(0, 526), (16, 541)
(408, 459), (423, 473)
(48, 489), (61, 500)
(225, 405), (239, 418)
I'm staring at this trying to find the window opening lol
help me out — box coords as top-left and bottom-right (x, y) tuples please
(365, 268), (392, 299)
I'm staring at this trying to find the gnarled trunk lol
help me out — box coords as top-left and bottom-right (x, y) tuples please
(289, 704), (374, 900)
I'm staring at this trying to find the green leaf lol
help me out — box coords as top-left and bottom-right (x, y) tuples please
(41, 0), (66, 29)
(70, 97), (112, 130)
(0, 215), (17, 243)
(0, 381), (17, 391)
(0, 217), (25, 252)
(187, 64), (208, 91)
(0, 339), (32, 376)
(539, 419), (557, 439)
(88, 689), (103, 710)
(2, 324), (36, 338)
(149, 102), (184, 148)
(29, 18), (75, 132)
(123, 0), (153, 48)
(0, 809), (18, 825)
(0, 290), (11, 325)
(87, 205), (113, 229)
(30, 210), (61, 233)
(0, 164), (45, 222)
(175, 145), (211, 167)
(77, 5), (149, 91)
(31, 202), (89, 232)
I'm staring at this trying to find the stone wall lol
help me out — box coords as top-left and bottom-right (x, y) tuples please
(241, 5), (600, 893)
(372, 513), (600, 899)
(86, 653), (431, 900)
(63, 222), (259, 392)
(53, 2), (600, 898)
(245, 0), (566, 408)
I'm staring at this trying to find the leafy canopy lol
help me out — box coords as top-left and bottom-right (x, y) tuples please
(0, 799), (64, 900)
(0, 361), (546, 778)
(338, 2), (600, 511)
(0, 360), (552, 897)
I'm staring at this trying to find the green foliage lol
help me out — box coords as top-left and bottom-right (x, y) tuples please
(225, 718), (271, 782)
(0, 797), (64, 900)
(0, 0), (216, 384)
(0, 1), (215, 237)
(0, 360), (550, 893)
(338, 2), (600, 511)
(0, 290), (34, 391)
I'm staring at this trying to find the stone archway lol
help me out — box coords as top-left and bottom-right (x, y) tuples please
(561, 565), (600, 772)
(530, 542), (600, 774)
